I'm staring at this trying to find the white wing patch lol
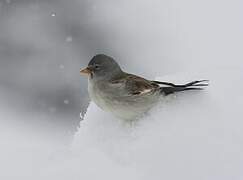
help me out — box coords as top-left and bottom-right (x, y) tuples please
(140, 88), (153, 94)
(132, 88), (154, 95)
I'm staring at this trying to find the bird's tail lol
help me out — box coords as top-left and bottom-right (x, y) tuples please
(152, 80), (209, 96)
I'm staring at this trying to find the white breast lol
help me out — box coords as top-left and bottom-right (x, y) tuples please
(87, 78), (160, 120)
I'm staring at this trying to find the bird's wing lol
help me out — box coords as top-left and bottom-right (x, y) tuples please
(110, 74), (159, 96)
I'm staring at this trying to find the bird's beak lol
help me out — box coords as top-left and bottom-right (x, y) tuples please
(80, 67), (92, 75)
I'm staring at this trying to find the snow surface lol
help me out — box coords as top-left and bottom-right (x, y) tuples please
(1, 69), (243, 180)
(71, 70), (243, 180)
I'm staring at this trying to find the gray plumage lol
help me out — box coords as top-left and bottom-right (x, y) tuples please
(80, 54), (208, 120)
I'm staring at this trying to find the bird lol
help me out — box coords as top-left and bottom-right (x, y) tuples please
(80, 54), (208, 120)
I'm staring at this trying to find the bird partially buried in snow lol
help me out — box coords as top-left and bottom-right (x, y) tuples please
(80, 54), (208, 120)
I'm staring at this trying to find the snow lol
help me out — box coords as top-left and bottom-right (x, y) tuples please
(59, 64), (65, 69)
(65, 36), (73, 43)
(51, 12), (56, 17)
(5, 70), (243, 180)
(71, 69), (243, 180)
(1, 0), (243, 179)
(64, 99), (69, 105)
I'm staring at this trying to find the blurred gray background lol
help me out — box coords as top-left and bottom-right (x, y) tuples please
(0, 0), (158, 142)
(0, 0), (242, 143)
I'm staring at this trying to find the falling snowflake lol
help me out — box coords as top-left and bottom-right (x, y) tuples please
(64, 99), (69, 105)
(66, 36), (73, 42)
(51, 12), (56, 17)
(59, 64), (65, 69)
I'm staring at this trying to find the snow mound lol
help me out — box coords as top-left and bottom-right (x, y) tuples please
(1, 71), (242, 180)
(72, 72), (243, 180)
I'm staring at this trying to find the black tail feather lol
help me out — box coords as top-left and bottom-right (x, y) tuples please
(152, 80), (209, 87)
(154, 80), (209, 96)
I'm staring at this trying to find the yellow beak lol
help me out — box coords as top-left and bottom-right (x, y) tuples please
(80, 67), (92, 75)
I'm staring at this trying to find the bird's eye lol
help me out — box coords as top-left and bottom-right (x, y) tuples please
(94, 65), (100, 69)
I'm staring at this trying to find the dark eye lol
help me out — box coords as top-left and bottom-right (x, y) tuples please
(94, 65), (100, 69)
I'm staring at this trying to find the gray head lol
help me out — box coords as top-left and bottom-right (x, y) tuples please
(80, 54), (123, 80)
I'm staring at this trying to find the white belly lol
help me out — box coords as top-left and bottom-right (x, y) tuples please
(88, 79), (159, 120)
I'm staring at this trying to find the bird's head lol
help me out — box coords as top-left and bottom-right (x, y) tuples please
(80, 54), (123, 80)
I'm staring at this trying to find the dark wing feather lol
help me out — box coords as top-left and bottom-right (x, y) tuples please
(110, 74), (159, 95)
